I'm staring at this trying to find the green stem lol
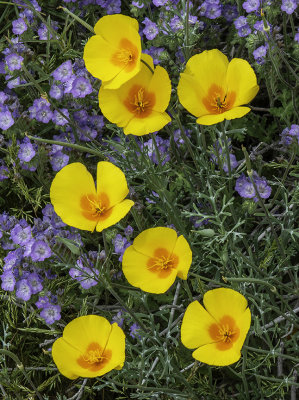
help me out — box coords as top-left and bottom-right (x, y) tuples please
(269, 148), (296, 208)
(140, 58), (154, 74)
(0, 350), (43, 400)
(27, 135), (105, 158)
(58, 6), (95, 33)
(244, 345), (299, 364)
(223, 276), (276, 291)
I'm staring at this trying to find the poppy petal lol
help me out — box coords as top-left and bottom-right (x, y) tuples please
(50, 163), (97, 231)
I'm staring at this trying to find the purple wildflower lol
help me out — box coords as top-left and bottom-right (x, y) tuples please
(281, 0), (298, 14)
(52, 108), (69, 126)
(0, 164), (9, 180)
(242, 0), (260, 13)
(234, 16), (248, 29)
(49, 84), (64, 100)
(143, 18), (159, 40)
(0, 271), (16, 291)
(16, 279), (32, 301)
(71, 77), (92, 98)
(5, 53), (23, 71)
(18, 139), (36, 162)
(35, 105), (53, 123)
(40, 304), (61, 324)
(169, 16), (184, 31)
(112, 310), (124, 327)
(52, 60), (73, 82)
(50, 151), (69, 172)
(35, 295), (50, 309)
(237, 25), (252, 37)
(30, 240), (51, 262)
(253, 45), (268, 64)
(10, 224), (32, 245)
(12, 18), (28, 35)
(222, 4), (238, 21)
(27, 272), (43, 294)
(205, 3), (222, 19)
(0, 110), (14, 130)
(129, 323), (141, 339)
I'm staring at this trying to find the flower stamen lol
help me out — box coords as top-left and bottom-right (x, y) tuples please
(124, 84), (155, 119)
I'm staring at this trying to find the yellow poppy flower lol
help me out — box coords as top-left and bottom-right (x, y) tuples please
(181, 288), (251, 366)
(52, 315), (125, 379)
(177, 49), (259, 125)
(83, 14), (141, 89)
(98, 54), (171, 136)
(50, 161), (134, 232)
(122, 227), (192, 293)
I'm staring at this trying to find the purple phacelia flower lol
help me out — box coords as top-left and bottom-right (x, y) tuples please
(35, 106), (53, 123)
(129, 323), (141, 339)
(222, 4), (238, 21)
(50, 151), (69, 172)
(0, 164), (9, 180)
(10, 224), (32, 245)
(281, 0), (298, 14)
(5, 53), (23, 71)
(0, 271), (16, 291)
(280, 124), (299, 145)
(234, 16), (248, 29)
(16, 279), (32, 301)
(238, 25), (252, 37)
(143, 18), (159, 40)
(18, 139), (36, 162)
(30, 240), (51, 262)
(27, 272), (43, 294)
(114, 234), (128, 254)
(49, 84), (64, 100)
(52, 60), (73, 82)
(40, 304), (61, 324)
(253, 45), (268, 64)
(205, 4), (222, 19)
(0, 110), (14, 130)
(35, 295), (50, 309)
(71, 77), (92, 98)
(169, 16), (184, 32)
(242, 0), (260, 13)
(12, 18), (28, 35)
(112, 310), (124, 327)
(52, 108), (69, 126)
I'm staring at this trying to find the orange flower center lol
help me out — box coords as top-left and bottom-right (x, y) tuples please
(80, 192), (112, 221)
(124, 85), (156, 119)
(77, 342), (112, 372)
(202, 84), (236, 114)
(208, 315), (240, 350)
(147, 248), (179, 278)
(111, 38), (138, 72)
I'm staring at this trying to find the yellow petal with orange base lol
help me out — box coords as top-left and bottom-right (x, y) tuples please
(52, 315), (125, 379)
(196, 106), (251, 125)
(203, 288), (249, 323)
(132, 227), (178, 257)
(148, 65), (171, 113)
(192, 341), (242, 366)
(95, 199), (134, 232)
(177, 72), (206, 118)
(124, 111), (171, 136)
(122, 245), (177, 293)
(226, 58), (259, 107)
(183, 50), (229, 95)
(84, 14), (141, 89)
(181, 300), (217, 349)
(50, 163), (97, 231)
(172, 235), (192, 280)
(96, 162), (129, 207)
